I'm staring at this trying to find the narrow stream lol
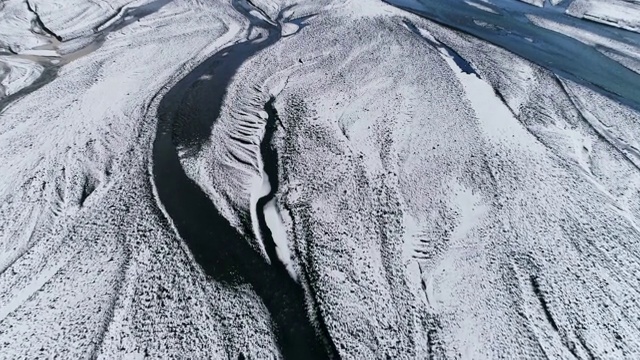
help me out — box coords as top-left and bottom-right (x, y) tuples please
(152, 1), (336, 358)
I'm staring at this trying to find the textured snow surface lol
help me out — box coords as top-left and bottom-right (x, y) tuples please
(26, 0), (142, 40)
(567, 0), (640, 33)
(2, 0), (640, 358)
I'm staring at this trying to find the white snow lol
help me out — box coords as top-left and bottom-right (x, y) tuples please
(26, 0), (142, 40)
(0, 55), (43, 97)
(567, 0), (640, 33)
(464, 0), (499, 14)
(516, 0), (544, 7)
(2, 0), (640, 358)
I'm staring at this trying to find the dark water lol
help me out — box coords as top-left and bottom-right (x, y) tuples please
(152, 1), (336, 359)
(386, 0), (640, 110)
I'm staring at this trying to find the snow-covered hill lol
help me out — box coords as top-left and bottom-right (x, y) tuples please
(1, 0), (640, 358)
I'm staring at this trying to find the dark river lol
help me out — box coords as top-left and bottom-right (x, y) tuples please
(152, 0), (336, 359)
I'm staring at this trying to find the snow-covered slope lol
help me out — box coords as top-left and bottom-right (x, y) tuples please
(1, 0), (640, 358)
(0, 0), (277, 358)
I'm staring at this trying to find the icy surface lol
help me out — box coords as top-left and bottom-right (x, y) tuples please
(1, 0), (640, 358)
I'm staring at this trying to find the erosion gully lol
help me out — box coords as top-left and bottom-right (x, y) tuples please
(152, 1), (337, 359)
